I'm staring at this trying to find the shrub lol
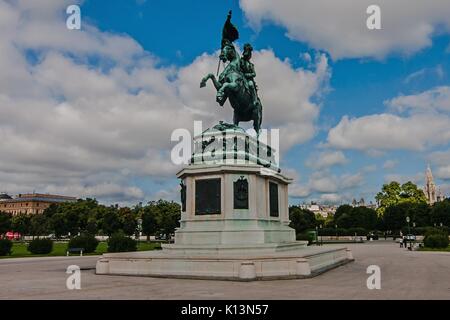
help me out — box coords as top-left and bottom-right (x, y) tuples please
(0, 238), (13, 256)
(424, 229), (449, 249)
(414, 227), (428, 236)
(27, 238), (53, 254)
(107, 233), (137, 252)
(319, 227), (351, 236)
(68, 234), (99, 253)
(347, 228), (367, 236)
(296, 232), (315, 245)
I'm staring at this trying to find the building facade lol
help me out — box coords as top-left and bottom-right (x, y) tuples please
(0, 193), (77, 215)
(299, 202), (337, 218)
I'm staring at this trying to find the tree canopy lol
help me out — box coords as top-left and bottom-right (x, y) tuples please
(375, 181), (427, 215)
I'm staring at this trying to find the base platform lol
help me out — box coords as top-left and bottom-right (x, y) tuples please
(96, 244), (354, 281)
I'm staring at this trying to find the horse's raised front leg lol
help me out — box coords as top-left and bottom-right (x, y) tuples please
(200, 74), (222, 91)
(200, 73), (212, 88)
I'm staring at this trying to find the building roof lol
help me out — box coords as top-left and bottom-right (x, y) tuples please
(0, 193), (12, 201)
(1, 193), (77, 203)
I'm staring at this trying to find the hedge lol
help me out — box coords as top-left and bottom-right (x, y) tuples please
(0, 239), (12, 256)
(68, 234), (99, 253)
(107, 233), (137, 252)
(28, 238), (53, 254)
(423, 229), (449, 249)
(318, 228), (369, 236)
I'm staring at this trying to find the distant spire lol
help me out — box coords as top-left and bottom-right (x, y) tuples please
(424, 164), (437, 204)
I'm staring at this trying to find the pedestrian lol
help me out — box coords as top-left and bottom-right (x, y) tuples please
(399, 237), (403, 248)
(384, 232), (387, 240)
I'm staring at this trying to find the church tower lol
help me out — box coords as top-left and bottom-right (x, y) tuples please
(424, 164), (437, 205)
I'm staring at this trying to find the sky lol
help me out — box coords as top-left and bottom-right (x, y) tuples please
(1, 0), (450, 206)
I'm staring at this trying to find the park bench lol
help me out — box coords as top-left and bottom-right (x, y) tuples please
(66, 247), (84, 256)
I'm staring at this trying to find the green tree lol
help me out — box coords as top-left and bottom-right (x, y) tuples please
(412, 202), (431, 227)
(334, 204), (352, 222)
(289, 206), (316, 234)
(376, 181), (427, 215)
(119, 207), (137, 236)
(430, 200), (450, 227)
(154, 200), (181, 239)
(0, 212), (12, 235)
(141, 205), (158, 241)
(11, 213), (31, 237)
(30, 214), (49, 238)
(49, 213), (68, 239)
(101, 207), (122, 237)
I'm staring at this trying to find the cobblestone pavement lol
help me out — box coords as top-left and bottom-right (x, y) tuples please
(0, 241), (449, 299)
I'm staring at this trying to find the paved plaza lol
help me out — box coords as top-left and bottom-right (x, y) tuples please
(0, 241), (449, 299)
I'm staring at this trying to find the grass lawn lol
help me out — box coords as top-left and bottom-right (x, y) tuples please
(1, 241), (161, 259)
(418, 246), (450, 252)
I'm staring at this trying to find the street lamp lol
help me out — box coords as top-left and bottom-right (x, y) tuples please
(335, 224), (338, 238)
(320, 224), (323, 246)
(406, 216), (411, 250)
(137, 218), (143, 243)
(406, 216), (411, 234)
(315, 225), (319, 246)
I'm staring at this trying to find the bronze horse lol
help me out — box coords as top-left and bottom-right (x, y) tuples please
(200, 43), (262, 133)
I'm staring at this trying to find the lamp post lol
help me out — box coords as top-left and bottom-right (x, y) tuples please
(315, 226), (319, 246)
(137, 218), (143, 244)
(406, 216), (411, 250)
(335, 224), (338, 239)
(320, 224), (323, 246)
(406, 216), (411, 234)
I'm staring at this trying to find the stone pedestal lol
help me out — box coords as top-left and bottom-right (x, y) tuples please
(96, 123), (353, 280)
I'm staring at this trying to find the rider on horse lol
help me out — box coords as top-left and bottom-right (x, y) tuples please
(240, 43), (258, 109)
(200, 11), (263, 133)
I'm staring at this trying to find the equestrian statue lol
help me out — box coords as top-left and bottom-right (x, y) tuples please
(200, 11), (263, 133)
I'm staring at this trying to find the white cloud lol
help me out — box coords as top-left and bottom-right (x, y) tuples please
(320, 193), (343, 204)
(0, 1), (329, 203)
(305, 150), (347, 169)
(341, 173), (364, 189)
(384, 172), (424, 185)
(328, 85), (450, 152)
(403, 66), (444, 84)
(240, 0), (450, 60)
(327, 113), (450, 151)
(383, 160), (398, 169)
(290, 170), (364, 199)
(386, 86), (450, 113)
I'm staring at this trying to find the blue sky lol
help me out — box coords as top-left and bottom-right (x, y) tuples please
(82, 0), (450, 204)
(2, 0), (450, 205)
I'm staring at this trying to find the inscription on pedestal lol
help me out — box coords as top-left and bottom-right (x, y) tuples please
(269, 182), (279, 217)
(195, 178), (221, 215)
(234, 176), (249, 209)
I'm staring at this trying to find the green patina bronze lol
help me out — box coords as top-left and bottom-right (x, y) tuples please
(200, 11), (263, 133)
